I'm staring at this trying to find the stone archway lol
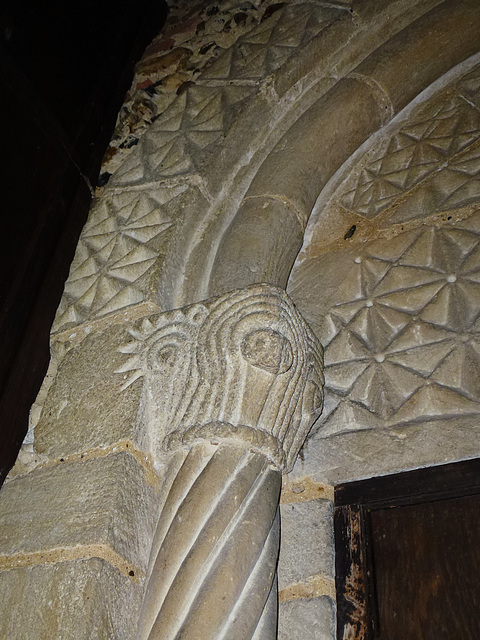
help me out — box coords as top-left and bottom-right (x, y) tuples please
(0, 1), (479, 638)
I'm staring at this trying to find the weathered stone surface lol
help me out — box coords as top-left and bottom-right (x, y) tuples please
(246, 77), (386, 226)
(0, 453), (156, 572)
(293, 416), (480, 485)
(278, 499), (334, 590)
(0, 558), (142, 640)
(290, 204), (480, 442)
(209, 197), (304, 296)
(35, 323), (145, 458)
(278, 597), (335, 640)
(131, 285), (324, 639)
(355, 0), (480, 113)
(53, 184), (207, 333)
(337, 74), (480, 223)
(138, 443), (282, 640)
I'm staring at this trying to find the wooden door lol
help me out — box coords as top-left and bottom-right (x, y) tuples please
(335, 459), (480, 639)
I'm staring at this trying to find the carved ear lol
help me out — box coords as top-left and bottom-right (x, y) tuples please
(241, 328), (293, 374)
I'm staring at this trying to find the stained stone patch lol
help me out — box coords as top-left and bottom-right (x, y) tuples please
(0, 558), (142, 640)
(278, 597), (335, 640)
(278, 499), (334, 590)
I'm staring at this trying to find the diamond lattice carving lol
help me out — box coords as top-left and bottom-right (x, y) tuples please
(54, 190), (178, 331)
(317, 213), (480, 436)
(112, 4), (342, 185)
(202, 3), (340, 82)
(339, 93), (480, 218)
(113, 84), (254, 184)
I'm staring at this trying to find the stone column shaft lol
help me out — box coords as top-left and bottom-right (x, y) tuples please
(126, 284), (324, 639)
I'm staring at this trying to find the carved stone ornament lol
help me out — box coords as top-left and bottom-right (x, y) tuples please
(117, 283), (324, 471)
(119, 284), (324, 639)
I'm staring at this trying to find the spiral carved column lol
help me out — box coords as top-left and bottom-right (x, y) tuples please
(122, 285), (324, 640)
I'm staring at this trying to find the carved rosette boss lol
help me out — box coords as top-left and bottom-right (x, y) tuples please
(119, 285), (324, 639)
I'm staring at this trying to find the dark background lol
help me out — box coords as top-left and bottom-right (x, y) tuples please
(0, 0), (168, 484)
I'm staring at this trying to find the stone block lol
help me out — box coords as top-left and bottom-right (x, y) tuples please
(0, 558), (142, 640)
(278, 499), (334, 590)
(294, 417), (480, 485)
(278, 597), (335, 640)
(0, 452), (156, 573)
(35, 323), (145, 459)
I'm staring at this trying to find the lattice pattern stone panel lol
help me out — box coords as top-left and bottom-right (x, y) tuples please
(338, 65), (480, 221)
(315, 211), (480, 437)
(111, 3), (344, 186)
(53, 187), (189, 332)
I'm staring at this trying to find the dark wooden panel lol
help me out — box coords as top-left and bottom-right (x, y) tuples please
(335, 505), (376, 640)
(335, 459), (480, 640)
(335, 459), (480, 509)
(371, 494), (480, 640)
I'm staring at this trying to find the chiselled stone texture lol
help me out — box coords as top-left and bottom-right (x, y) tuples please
(35, 323), (145, 458)
(53, 184), (206, 333)
(117, 284), (324, 471)
(278, 597), (335, 640)
(278, 499), (334, 590)
(138, 442), (281, 640)
(0, 452), (155, 574)
(0, 559), (142, 640)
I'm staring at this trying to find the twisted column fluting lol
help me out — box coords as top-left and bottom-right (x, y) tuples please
(118, 285), (324, 640)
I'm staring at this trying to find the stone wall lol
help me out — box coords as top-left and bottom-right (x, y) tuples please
(1, 0), (479, 637)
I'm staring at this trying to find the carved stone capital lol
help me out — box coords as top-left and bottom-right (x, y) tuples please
(118, 284), (324, 471)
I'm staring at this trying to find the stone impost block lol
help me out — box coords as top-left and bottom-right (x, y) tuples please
(0, 452), (156, 574)
(278, 499), (334, 591)
(278, 597), (336, 640)
(0, 558), (142, 640)
(35, 323), (145, 459)
(294, 417), (480, 485)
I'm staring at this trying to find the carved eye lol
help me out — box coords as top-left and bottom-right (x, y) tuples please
(241, 328), (293, 374)
(147, 343), (179, 371)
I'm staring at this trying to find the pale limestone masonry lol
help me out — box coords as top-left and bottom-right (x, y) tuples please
(1, 0), (480, 637)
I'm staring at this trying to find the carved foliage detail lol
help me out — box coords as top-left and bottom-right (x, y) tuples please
(317, 213), (480, 436)
(117, 285), (324, 470)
